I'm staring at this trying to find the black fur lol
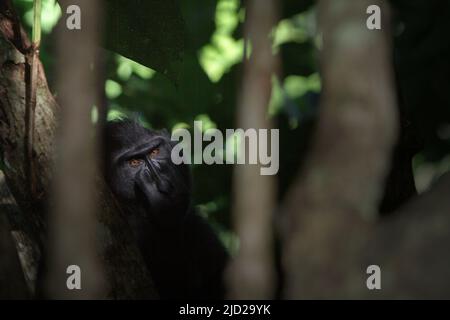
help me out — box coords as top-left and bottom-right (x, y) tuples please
(103, 120), (229, 299)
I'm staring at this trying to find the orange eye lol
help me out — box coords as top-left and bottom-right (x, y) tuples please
(149, 148), (160, 158)
(129, 158), (143, 167)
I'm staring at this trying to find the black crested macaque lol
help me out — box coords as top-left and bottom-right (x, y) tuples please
(103, 120), (229, 299)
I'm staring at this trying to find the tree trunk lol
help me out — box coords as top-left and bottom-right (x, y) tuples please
(44, 0), (106, 299)
(226, 0), (279, 299)
(0, 2), (157, 299)
(0, 171), (29, 299)
(281, 0), (398, 298)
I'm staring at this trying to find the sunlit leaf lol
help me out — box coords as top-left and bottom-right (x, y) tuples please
(105, 79), (122, 99)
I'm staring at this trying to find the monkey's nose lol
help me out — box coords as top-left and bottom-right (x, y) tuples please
(143, 168), (172, 195)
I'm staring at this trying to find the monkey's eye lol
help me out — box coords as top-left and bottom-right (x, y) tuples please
(149, 148), (160, 158)
(128, 158), (143, 167)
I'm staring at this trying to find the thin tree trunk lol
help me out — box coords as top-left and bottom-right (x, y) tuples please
(226, 0), (279, 299)
(366, 172), (450, 298)
(44, 0), (105, 299)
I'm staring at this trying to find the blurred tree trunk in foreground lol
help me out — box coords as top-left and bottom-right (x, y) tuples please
(44, 0), (105, 298)
(282, 0), (398, 298)
(366, 172), (450, 298)
(226, 0), (279, 299)
(0, 0), (157, 299)
(281, 0), (450, 299)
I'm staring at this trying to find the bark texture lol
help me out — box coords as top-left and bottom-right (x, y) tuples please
(0, 171), (30, 299)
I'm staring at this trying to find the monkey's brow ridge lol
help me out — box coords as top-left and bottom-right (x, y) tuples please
(114, 136), (166, 162)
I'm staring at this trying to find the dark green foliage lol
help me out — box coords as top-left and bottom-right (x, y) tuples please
(103, 0), (187, 83)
